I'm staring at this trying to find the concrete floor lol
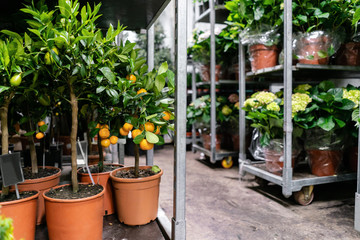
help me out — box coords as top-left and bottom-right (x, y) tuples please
(52, 145), (360, 239)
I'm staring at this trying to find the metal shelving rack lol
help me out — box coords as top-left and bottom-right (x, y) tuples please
(190, 0), (238, 165)
(238, 0), (360, 227)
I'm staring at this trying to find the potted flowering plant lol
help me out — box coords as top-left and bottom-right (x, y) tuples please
(225, 0), (283, 71)
(109, 61), (175, 226)
(294, 81), (356, 176)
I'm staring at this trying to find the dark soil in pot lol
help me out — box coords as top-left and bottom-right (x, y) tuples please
(0, 191), (37, 202)
(115, 168), (158, 178)
(45, 184), (103, 199)
(79, 164), (122, 174)
(22, 167), (60, 179)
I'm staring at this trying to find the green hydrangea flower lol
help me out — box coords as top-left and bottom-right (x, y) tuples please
(244, 98), (256, 108)
(266, 102), (280, 112)
(254, 91), (277, 105)
(343, 89), (360, 108)
(294, 84), (312, 93)
(292, 93), (312, 117)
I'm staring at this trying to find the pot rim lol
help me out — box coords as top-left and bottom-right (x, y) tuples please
(0, 190), (40, 206)
(110, 166), (163, 183)
(42, 183), (105, 203)
(21, 166), (61, 184)
(77, 163), (124, 176)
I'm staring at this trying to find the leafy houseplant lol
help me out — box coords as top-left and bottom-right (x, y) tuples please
(294, 81), (356, 176)
(225, 0), (283, 71)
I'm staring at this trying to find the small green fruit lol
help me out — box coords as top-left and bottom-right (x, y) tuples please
(10, 73), (22, 86)
(44, 48), (59, 65)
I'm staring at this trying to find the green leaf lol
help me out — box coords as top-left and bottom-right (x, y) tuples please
(146, 131), (159, 143)
(90, 128), (100, 138)
(24, 131), (36, 137)
(318, 81), (334, 92)
(96, 86), (106, 94)
(1, 30), (23, 44)
(317, 50), (327, 59)
(155, 75), (166, 93)
(122, 42), (136, 54)
(158, 62), (168, 75)
(100, 67), (115, 84)
(0, 86), (10, 94)
(145, 114), (158, 120)
(134, 58), (146, 72)
(133, 131), (145, 144)
(353, 8), (360, 25)
(317, 116), (335, 131)
(106, 89), (119, 99)
(334, 118), (346, 128)
(39, 125), (48, 132)
(151, 165), (161, 173)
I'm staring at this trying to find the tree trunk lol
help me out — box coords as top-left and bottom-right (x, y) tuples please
(1, 93), (14, 196)
(28, 119), (38, 174)
(134, 144), (140, 178)
(97, 132), (104, 172)
(70, 85), (79, 193)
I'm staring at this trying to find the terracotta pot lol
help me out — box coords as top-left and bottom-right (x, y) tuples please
(201, 133), (222, 151)
(231, 134), (239, 151)
(43, 184), (105, 240)
(78, 164), (123, 215)
(14, 166), (61, 225)
(307, 149), (342, 176)
(264, 149), (296, 176)
(335, 42), (360, 66)
(110, 166), (163, 226)
(0, 190), (39, 240)
(199, 64), (222, 82)
(298, 36), (329, 65)
(249, 44), (278, 72)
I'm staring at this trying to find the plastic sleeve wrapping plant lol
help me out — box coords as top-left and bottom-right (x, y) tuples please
(240, 26), (280, 46)
(304, 128), (345, 151)
(293, 31), (342, 64)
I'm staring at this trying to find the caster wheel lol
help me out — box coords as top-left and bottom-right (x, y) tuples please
(255, 176), (268, 187)
(294, 186), (314, 206)
(221, 156), (233, 169)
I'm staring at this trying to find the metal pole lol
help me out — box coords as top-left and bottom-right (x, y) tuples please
(146, 24), (155, 166)
(191, 63), (197, 152)
(239, 42), (246, 165)
(355, 105), (360, 231)
(282, 0), (293, 198)
(209, 0), (216, 163)
(172, 0), (187, 238)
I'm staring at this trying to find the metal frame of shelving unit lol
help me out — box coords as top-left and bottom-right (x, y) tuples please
(238, 0), (360, 231)
(190, 0), (238, 165)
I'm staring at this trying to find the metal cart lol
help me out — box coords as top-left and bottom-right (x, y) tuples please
(238, 0), (360, 211)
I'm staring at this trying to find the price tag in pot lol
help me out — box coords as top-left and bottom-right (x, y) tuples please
(0, 152), (24, 187)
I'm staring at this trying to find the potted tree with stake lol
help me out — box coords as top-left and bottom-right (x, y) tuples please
(110, 61), (175, 226)
(20, 0), (126, 238)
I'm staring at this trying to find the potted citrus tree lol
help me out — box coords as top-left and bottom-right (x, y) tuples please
(109, 61), (175, 226)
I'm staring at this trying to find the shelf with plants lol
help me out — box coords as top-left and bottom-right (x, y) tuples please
(225, 0), (360, 208)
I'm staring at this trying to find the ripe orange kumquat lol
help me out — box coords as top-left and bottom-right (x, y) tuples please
(144, 122), (155, 132)
(99, 128), (110, 139)
(101, 139), (111, 148)
(110, 136), (118, 144)
(162, 111), (171, 121)
(38, 121), (45, 127)
(154, 126), (161, 135)
(139, 139), (154, 151)
(123, 123), (133, 132)
(35, 132), (45, 140)
(132, 129), (142, 139)
(137, 88), (147, 95)
(119, 128), (129, 136)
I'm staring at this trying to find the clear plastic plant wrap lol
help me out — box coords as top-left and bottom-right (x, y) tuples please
(304, 128), (346, 176)
(293, 31), (341, 65)
(240, 26), (281, 72)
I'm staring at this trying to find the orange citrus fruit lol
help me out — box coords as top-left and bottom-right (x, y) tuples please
(132, 129), (142, 139)
(95, 123), (101, 129)
(137, 88), (147, 95)
(129, 74), (136, 83)
(101, 139), (111, 148)
(101, 124), (109, 129)
(162, 111), (171, 121)
(144, 122), (155, 132)
(38, 121), (45, 127)
(139, 139), (154, 151)
(110, 136), (118, 144)
(123, 123), (133, 132)
(99, 128), (110, 139)
(154, 126), (161, 135)
(119, 128), (129, 136)
(35, 132), (45, 140)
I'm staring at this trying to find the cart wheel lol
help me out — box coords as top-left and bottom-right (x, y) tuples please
(255, 176), (268, 187)
(294, 186), (314, 206)
(221, 156), (233, 169)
